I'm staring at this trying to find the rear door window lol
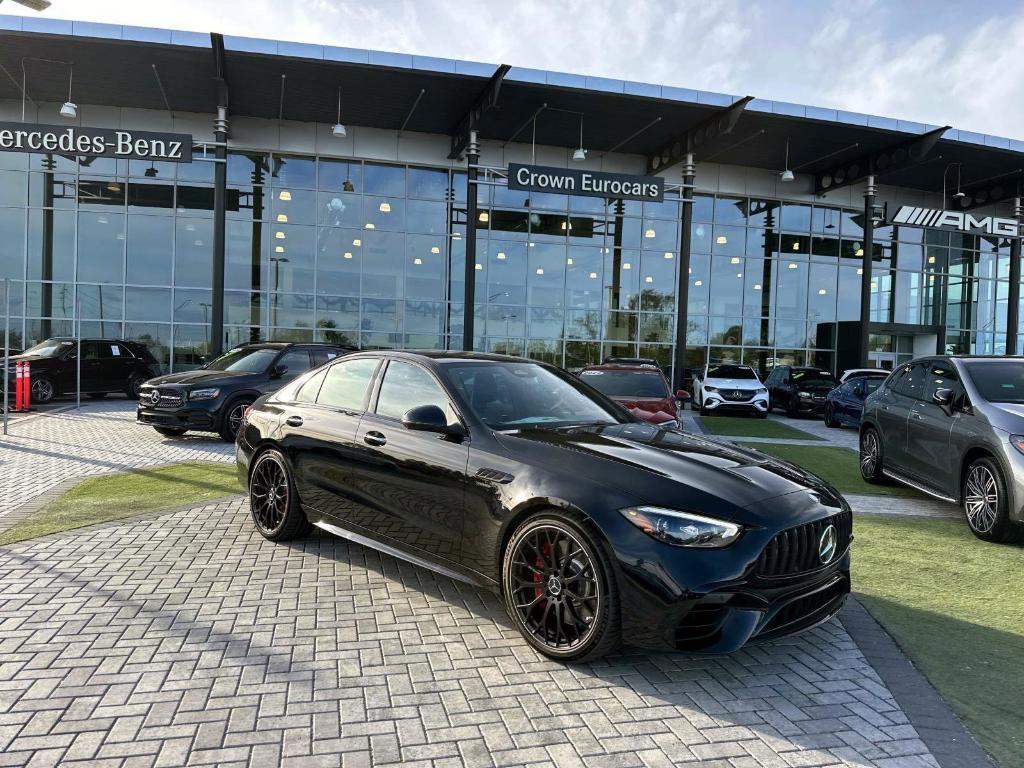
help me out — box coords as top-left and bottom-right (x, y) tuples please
(895, 363), (927, 400)
(316, 357), (379, 411)
(374, 361), (452, 420)
(276, 349), (314, 376)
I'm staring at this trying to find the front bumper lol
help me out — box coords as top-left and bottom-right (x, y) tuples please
(791, 396), (828, 414)
(608, 500), (853, 653)
(136, 387), (223, 431)
(702, 392), (769, 413)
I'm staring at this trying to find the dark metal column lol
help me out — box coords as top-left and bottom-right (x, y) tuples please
(461, 130), (479, 351)
(672, 153), (695, 392)
(858, 175), (876, 366)
(210, 106), (228, 356)
(1007, 196), (1022, 355)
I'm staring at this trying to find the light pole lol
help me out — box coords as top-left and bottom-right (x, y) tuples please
(270, 256), (289, 329)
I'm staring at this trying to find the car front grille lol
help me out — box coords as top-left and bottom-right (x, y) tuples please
(756, 510), (852, 578)
(720, 389), (758, 401)
(141, 388), (184, 408)
(758, 577), (848, 637)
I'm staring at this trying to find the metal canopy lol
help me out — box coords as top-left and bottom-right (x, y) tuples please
(1, 25), (1023, 199)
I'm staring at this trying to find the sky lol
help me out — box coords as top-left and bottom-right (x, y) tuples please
(5, 0), (1024, 140)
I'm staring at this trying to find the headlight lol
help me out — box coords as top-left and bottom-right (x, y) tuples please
(620, 506), (742, 547)
(1010, 435), (1024, 455)
(798, 391), (811, 399)
(189, 387), (220, 401)
(656, 419), (678, 428)
(704, 385), (718, 393)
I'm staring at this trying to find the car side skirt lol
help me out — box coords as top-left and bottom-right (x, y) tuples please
(882, 468), (957, 503)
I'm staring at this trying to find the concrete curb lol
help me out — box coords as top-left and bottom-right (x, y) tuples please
(840, 597), (994, 768)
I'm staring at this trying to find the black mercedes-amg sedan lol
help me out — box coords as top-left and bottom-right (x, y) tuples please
(237, 351), (851, 662)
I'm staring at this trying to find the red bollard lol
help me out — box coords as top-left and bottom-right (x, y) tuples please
(14, 361), (23, 412)
(22, 361), (30, 410)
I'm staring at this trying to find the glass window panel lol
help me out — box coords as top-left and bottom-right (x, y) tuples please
(376, 360), (449, 419)
(781, 202), (812, 231)
(808, 262), (838, 321)
(604, 311), (638, 342)
(606, 248), (640, 310)
(316, 228), (362, 295)
(317, 192), (362, 228)
(893, 271), (922, 325)
(406, 199), (447, 235)
(713, 196), (747, 224)
(639, 313), (673, 344)
(809, 321), (835, 349)
(77, 177), (125, 210)
(745, 199), (780, 229)
(708, 346), (741, 364)
(363, 163), (405, 197)
(227, 153), (269, 186)
(640, 219), (677, 251)
(404, 301), (443, 334)
(780, 233), (808, 257)
(224, 290), (264, 327)
(406, 234), (446, 300)
(124, 322), (170, 371)
(894, 224), (923, 244)
(174, 219), (213, 287)
(225, 220), (267, 292)
(0, 208), (25, 280)
(0, 170), (27, 207)
(172, 289), (213, 323)
(774, 320), (806, 347)
(810, 237), (840, 260)
(361, 231), (405, 298)
(894, 242), (923, 272)
(527, 307), (563, 338)
(175, 157), (215, 184)
(26, 282), (74, 318)
(744, 258), (771, 317)
(77, 284), (123, 321)
(271, 155), (315, 189)
(643, 194), (680, 220)
(364, 196), (405, 231)
(811, 206), (843, 235)
(126, 215), (173, 286)
(270, 293), (315, 328)
(692, 194), (714, 222)
(77, 212), (124, 284)
(127, 180), (174, 211)
(269, 225), (314, 293)
(362, 297), (401, 333)
(485, 241), (527, 306)
(172, 324), (212, 371)
(709, 255), (745, 316)
(711, 226), (744, 256)
(565, 246), (604, 310)
(487, 305), (525, 337)
(565, 310), (600, 340)
(318, 159), (361, 193)
(638, 250), (675, 312)
(691, 221), (712, 254)
(686, 315), (708, 346)
(316, 294), (360, 333)
(26, 209), (73, 282)
(708, 317), (741, 346)
(228, 187), (266, 222)
(743, 317), (771, 346)
(29, 172), (76, 208)
(527, 243), (565, 308)
(687, 253), (710, 317)
(565, 340), (601, 372)
(0, 151), (28, 171)
(745, 228), (773, 257)
(175, 183), (214, 216)
(408, 168), (448, 200)
(774, 259), (809, 319)
(272, 188), (316, 226)
(126, 287), (171, 322)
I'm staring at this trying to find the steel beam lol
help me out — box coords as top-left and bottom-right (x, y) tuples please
(647, 96), (751, 175)
(448, 64), (510, 160)
(815, 127), (948, 196)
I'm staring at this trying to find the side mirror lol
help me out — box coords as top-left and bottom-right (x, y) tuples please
(675, 389), (690, 401)
(269, 364), (289, 379)
(933, 388), (954, 407)
(402, 404), (465, 438)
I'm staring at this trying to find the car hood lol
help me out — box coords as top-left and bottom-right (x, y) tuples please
(498, 423), (845, 526)
(704, 378), (761, 389)
(605, 395), (676, 424)
(981, 401), (1024, 430)
(145, 369), (256, 387)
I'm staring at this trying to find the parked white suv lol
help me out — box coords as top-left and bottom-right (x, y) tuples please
(692, 363), (769, 418)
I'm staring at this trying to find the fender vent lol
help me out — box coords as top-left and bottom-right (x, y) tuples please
(475, 467), (514, 484)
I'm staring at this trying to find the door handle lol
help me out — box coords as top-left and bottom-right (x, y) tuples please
(363, 431), (387, 447)
(285, 416), (303, 427)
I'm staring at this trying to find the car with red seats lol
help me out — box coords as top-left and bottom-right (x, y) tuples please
(578, 361), (682, 428)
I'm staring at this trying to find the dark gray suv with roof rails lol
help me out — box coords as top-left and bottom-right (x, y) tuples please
(859, 355), (1024, 543)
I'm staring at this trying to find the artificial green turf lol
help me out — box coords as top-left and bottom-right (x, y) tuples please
(853, 515), (1024, 767)
(738, 442), (919, 497)
(0, 462), (242, 546)
(696, 415), (821, 440)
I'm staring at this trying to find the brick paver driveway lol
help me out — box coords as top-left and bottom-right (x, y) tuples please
(0, 405), (949, 767)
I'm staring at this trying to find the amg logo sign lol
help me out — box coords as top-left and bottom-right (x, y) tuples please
(892, 206), (1019, 237)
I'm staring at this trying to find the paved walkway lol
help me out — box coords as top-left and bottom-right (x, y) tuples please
(0, 401), (234, 521)
(0, 497), (942, 768)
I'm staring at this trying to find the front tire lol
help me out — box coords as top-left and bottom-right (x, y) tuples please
(963, 458), (1019, 543)
(218, 398), (253, 442)
(502, 513), (620, 662)
(248, 448), (311, 541)
(126, 374), (145, 400)
(859, 427), (885, 484)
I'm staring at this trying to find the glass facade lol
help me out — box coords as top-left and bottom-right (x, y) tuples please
(0, 145), (1018, 375)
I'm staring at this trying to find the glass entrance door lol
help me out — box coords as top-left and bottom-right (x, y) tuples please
(868, 351), (898, 371)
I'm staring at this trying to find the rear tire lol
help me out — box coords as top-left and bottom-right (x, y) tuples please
(30, 375), (55, 404)
(218, 398), (253, 442)
(154, 427), (187, 437)
(248, 448), (311, 541)
(859, 427), (885, 484)
(963, 457), (1021, 543)
(126, 373), (145, 400)
(502, 512), (621, 662)
(824, 405), (838, 428)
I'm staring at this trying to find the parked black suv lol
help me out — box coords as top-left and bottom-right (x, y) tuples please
(4, 337), (159, 403)
(137, 342), (351, 441)
(765, 366), (839, 417)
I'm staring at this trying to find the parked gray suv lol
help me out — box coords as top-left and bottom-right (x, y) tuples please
(860, 356), (1024, 543)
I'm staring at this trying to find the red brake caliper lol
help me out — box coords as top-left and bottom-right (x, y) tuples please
(534, 542), (550, 604)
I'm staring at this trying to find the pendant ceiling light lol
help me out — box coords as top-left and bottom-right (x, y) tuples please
(573, 113), (587, 161)
(332, 86), (346, 138)
(780, 138), (794, 182)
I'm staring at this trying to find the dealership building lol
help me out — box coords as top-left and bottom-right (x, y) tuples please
(2, 14), (1024, 385)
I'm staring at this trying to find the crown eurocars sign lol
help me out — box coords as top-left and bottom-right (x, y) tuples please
(891, 205), (1019, 237)
(0, 122), (192, 162)
(508, 163), (664, 202)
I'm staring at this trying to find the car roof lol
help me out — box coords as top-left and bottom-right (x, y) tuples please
(582, 363), (664, 373)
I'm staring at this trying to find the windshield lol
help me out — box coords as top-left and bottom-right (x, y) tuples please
(19, 339), (73, 358)
(204, 347), (279, 373)
(579, 369), (669, 398)
(706, 364), (757, 380)
(792, 369), (837, 387)
(965, 362), (1024, 404)
(445, 361), (623, 431)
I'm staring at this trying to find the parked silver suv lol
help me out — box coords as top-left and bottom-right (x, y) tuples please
(859, 356), (1024, 543)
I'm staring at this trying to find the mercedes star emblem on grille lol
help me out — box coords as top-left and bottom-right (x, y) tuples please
(818, 524), (837, 564)
(150, 390), (161, 405)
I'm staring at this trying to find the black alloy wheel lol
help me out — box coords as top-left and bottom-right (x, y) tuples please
(502, 514), (620, 662)
(859, 427), (885, 483)
(30, 376), (55, 404)
(219, 398), (252, 442)
(127, 374), (145, 399)
(963, 457), (1019, 543)
(248, 449), (310, 541)
(823, 405), (837, 428)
